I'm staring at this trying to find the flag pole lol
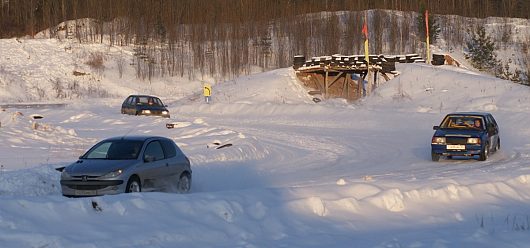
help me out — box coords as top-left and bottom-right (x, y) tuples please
(425, 10), (431, 64)
(362, 11), (370, 96)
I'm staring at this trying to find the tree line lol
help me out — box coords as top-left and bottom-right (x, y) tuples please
(1, 0), (528, 80)
(1, 0), (528, 38)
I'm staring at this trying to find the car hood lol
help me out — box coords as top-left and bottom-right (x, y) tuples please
(434, 128), (484, 137)
(65, 159), (138, 177)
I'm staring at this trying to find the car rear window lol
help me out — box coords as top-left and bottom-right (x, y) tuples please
(161, 139), (177, 158)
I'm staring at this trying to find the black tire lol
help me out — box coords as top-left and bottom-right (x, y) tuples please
(478, 143), (489, 161)
(177, 172), (191, 193)
(431, 150), (440, 162)
(125, 176), (141, 193)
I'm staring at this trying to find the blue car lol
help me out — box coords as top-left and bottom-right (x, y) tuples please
(121, 95), (170, 118)
(431, 112), (500, 161)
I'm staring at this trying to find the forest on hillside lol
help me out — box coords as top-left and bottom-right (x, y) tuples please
(1, 0), (529, 80)
(2, 0), (529, 38)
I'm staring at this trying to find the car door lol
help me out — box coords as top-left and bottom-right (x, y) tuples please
(139, 140), (171, 191)
(486, 114), (500, 149)
(161, 139), (186, 179)
(128, 96), (138, 115)
(121, 96), (131, 114)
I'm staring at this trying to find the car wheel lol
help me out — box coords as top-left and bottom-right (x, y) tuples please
(177, 172), (191, 193)
(126, 176), (141, 193)
(479, 143), (489, 161)
(431, 150), (440, 162)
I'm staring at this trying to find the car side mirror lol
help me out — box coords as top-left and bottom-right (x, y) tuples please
(144, 155), (155, 163)
(164, 105), (168, 107)
(433, 126), (439, 130)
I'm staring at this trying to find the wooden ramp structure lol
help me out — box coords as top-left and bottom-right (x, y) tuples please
(294, 54), (424, 102)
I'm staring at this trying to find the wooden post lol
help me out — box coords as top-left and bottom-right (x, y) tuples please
(340, 74), (346, 98)
(358, 72), (366, 98)
(324, 67), (328, 99)
(373, 70), (378, 90)
(344, 73), (351, 101)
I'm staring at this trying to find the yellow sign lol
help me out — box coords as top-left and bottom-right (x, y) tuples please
(203, 83), (211, 97)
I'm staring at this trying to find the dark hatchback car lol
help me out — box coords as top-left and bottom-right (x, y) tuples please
(60, 136), (192, 197)
(431, 112), (500, 161)
(121, 95), (170, 118)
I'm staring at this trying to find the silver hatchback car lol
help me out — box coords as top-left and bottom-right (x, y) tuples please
(60, 136), (191, 197)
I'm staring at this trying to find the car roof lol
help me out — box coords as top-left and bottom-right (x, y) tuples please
(127, 94), (161, 99)
(102, 135), (169, 142)
(446, 112), (491, 117)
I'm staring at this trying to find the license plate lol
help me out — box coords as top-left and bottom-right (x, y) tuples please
(75, 190), (96, 196)
(447, 145), (465, 150)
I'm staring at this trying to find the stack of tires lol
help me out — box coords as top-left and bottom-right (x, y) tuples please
(405, 54), (420, 63)
(381, 61), (396, 73)
(293, 55), (306, 70)
(432, 54), (445, 65)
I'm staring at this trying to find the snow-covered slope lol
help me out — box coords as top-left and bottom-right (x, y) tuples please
(0, 38), (209, 103)
(2, 37), (530, 247)
(364, 64), (530, 112)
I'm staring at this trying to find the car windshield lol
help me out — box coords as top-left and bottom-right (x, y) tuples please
(83, 140), (144, 160)
(440, 115), (484, 130)
(137, 96), (163, 106)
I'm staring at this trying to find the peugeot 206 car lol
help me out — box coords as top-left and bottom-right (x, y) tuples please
(121, 95), (170, 118)
(431, 112), (500, 161)
(60, 136), (191, 197)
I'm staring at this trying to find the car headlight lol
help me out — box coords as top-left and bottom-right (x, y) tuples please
(162, 111), (168, 115)
(141, 110), (151, 114)
(99, 169), (123, 179)
(61, 170), (73, 179)
(432, 137), (446, 145)
(467, 138), (480, 144)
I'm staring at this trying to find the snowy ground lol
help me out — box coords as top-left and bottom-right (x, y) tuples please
(2, 38), (530, 247)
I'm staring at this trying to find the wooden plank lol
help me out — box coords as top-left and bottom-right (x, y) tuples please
(381, 72), (391, 81)
(327, 72), (344, 88)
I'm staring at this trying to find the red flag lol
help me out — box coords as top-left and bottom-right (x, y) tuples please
(362, 22), (368, 40)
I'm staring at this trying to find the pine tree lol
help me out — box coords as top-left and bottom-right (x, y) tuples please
(465, 26), (499, 70)
(417, 5), (440, 44)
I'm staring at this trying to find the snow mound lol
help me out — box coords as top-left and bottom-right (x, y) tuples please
(364, 64), (530, 113)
